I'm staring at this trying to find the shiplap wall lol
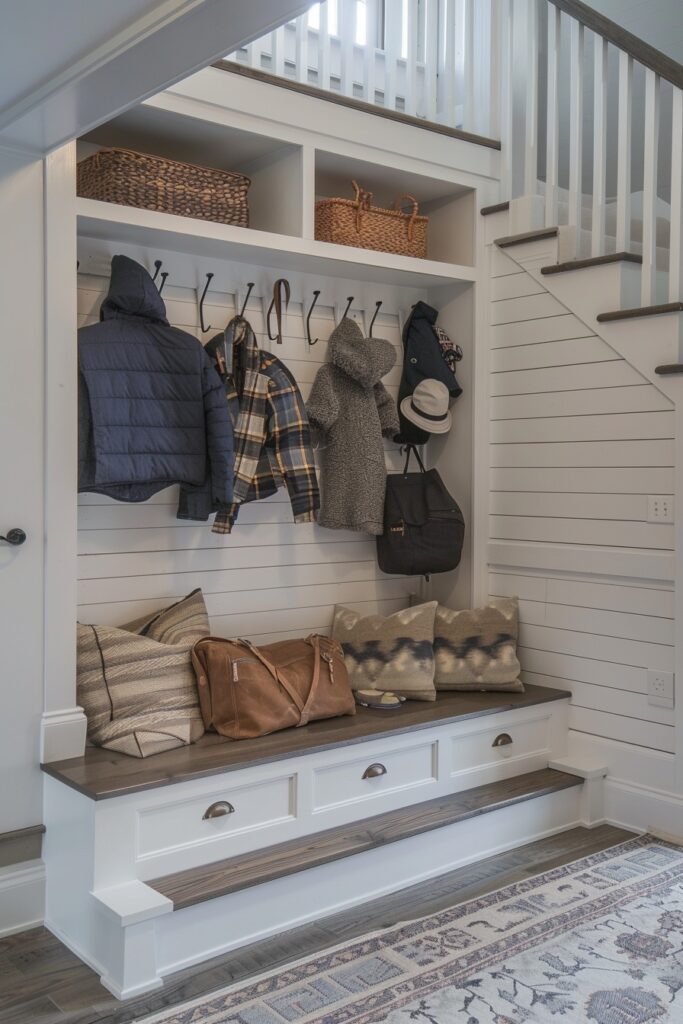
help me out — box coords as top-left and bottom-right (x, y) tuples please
(487, 246), (676, 761)
(77, 273), (416, 642)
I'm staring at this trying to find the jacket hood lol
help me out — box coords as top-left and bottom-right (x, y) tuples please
(328, 317), (396, 388)
(100, 255), (168, 323)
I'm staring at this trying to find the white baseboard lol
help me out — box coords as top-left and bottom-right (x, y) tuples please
(0, 860), (45, 937)
(40, 707), (87, 763)
(605, 778), (683, 835)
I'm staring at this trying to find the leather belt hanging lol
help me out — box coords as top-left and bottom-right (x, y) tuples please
(267, 278), (290, 345)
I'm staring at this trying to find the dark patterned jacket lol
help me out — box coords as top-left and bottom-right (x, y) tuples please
(177, 316), (319, 533)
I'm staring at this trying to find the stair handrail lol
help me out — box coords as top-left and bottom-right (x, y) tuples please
(547, 0), (683, 90)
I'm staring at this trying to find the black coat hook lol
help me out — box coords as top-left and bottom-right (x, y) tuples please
(240, 282), (255, 317)
(267, 278), (290, 344)
(152, 259), (163, 282)
(369, 300), (382, 337)
(158, 272), (169, 295)
(306, 290), (321, 346)
(341, 296), (354, 322)
(198, 273), (214, 334)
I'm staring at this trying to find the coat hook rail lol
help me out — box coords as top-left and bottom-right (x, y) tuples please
(199, 272), (214, 334)
(369, 300), (382, 337)
(306, 290), (321, 346)
(239, 282), (255, 317)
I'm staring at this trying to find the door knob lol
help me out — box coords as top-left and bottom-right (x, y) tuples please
(0, 529), (26, 546)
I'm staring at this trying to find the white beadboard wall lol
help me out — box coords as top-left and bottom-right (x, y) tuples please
(77, 273), (418, 642)
(486, 246), (676, 766)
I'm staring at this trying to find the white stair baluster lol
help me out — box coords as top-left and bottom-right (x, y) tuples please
(568, 18), (585, 252)
(424, 0), (439, 122)
(318, 1), (331, 91)
(363, 0), (378, 104)
(295, 15), (309, 84)
(271, 27), (285, 78)
(404, 0), (418, 115)
(339, 0), (356, 98)
(669, 87), (683, 302)
(499, 0), (513, 197)
(462, 0), (475, 132)
(441, 0), (457, 126)
(545, 2), (561, 228)
(615, 50), (633, 252)
(641, 69), (660, 306)
(487, 0), (502, 139)
(523, 0), (540, 198)
(383, 0), (400, 111)
(591, 34), (608, 256)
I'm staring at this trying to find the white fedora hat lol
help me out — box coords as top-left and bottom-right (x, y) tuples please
(400, 378), (452, 434)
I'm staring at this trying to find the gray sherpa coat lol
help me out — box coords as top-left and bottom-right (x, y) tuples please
(307, 317), (399, 534)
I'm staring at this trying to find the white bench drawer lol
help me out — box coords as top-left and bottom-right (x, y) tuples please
(313, 741), (437, 812)
(451, 714), (550, 777)
(136, 773), (295, 859)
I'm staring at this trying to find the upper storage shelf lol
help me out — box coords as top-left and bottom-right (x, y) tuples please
(76, 198), (477, 289)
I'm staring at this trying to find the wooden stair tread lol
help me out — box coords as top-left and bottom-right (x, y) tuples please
(542, 252), (642, 275)
(149, 768), (583, 910)
(42, 685), (570, 801)
(495, 227), (559, 248)
(597, 301), (683, 323)
(655, 364), (683, 375)
(481, 201), (510, 216)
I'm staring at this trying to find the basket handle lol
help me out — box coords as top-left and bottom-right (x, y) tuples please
(351, 179), (373, 233)
(393, 193), (420, 241)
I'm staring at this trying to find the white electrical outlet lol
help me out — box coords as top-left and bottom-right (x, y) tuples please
(647, 670), (675, 709)
(647, 496), (674, 523)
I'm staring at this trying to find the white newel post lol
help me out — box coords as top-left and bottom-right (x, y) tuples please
(41, 143), (87, 763)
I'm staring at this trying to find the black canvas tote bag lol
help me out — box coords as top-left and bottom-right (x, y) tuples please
(377, 446), (465, 577)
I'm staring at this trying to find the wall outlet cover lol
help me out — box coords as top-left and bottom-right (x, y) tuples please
(647, 670), (675, 709)
(647, 496), (674, 523)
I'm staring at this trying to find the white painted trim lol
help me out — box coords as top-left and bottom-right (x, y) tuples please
(605, 778), (683, 836)
(0, 860), (45, 937)
(40, 709), (87, 764)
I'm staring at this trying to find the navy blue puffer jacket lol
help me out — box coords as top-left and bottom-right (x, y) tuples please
(78, 255), (234, 507)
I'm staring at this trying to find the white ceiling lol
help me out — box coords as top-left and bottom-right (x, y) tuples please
(0, 0), (311, 153)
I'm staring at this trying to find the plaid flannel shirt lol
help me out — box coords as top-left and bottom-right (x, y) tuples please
(211, 317), (319, 535)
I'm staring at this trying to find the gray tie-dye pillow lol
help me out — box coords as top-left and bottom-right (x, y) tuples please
(434, 597), (523, 692)
(332, 602), (437, 701)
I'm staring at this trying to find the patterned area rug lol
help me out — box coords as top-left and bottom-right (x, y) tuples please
(143, 835), (683, 1023)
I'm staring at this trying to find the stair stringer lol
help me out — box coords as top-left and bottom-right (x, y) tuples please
(496, 229), (683, 402)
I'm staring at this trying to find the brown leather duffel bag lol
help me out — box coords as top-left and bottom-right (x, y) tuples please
(191, 634), (356, 739)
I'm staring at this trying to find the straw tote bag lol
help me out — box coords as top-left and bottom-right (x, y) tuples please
(192, 634), (355, 739)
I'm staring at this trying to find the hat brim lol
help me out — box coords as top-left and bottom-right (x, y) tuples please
(400, 395), (452, 434)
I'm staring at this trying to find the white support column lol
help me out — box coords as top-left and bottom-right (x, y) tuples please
(615, 50), (633, 252)
(670, 87), (683, 302)
(567, 18), (585, 253)
(42, 142), (87, 764)
(545, 2), (561, 228)
(591, 34), (608, 256)
(523, 0), (540, 198)
(641, 68), (660, 306)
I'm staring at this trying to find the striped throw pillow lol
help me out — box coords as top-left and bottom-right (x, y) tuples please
(77, 589), (209, 758)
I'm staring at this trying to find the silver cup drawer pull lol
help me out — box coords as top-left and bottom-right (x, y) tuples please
(202, 800), (235, 820)
(492, 733), (513, 748)
(362, 762), (387, 780)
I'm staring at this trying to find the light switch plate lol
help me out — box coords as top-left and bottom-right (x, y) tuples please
(647, 670), (675, 708)
(647, 496), (674, 523)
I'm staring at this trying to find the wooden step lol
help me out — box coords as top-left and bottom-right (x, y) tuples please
(149, 768), (582, 911)
(655, 364), (683, 376)
(481, 201), (510, 217)
(495, 226), (559, 248)
(541, 252), (642, 275)
(597, 301), (683, 323)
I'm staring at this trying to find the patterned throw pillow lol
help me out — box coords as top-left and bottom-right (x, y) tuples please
(77, 589), (209, 758)
(434, 597), (523, 692)
(332, 602), (437, 701)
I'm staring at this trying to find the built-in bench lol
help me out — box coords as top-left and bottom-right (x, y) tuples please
(41, 685), (589, 1001)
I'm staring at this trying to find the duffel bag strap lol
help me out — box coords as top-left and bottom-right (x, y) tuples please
(237, 639), (307, 720)
(297, 635), (323, 727)
(403, 444), (426, 475)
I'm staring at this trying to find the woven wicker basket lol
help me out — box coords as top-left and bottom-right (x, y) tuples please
(77, 148), (250, 227)
(315, 180), (428, 258)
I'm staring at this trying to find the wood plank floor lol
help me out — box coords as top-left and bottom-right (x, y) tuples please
(0, 824), (632, 1024)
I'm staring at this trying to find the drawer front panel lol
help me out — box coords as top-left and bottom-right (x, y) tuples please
(137, 774), (295, 859)
(313, 742), (437, 812)
(451, 715), (550, 776)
